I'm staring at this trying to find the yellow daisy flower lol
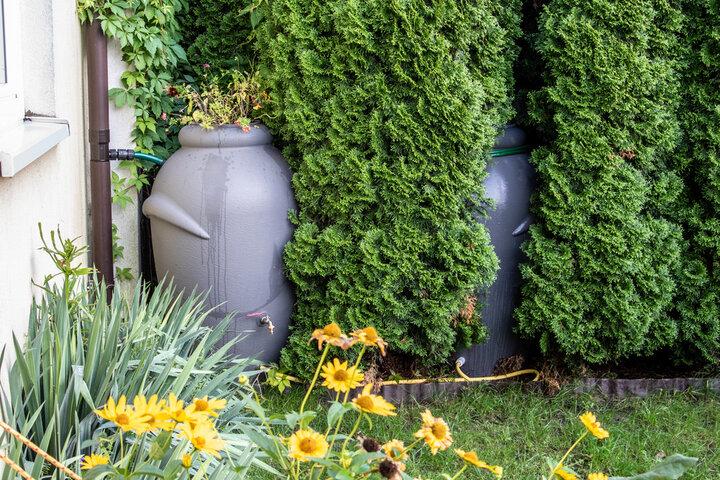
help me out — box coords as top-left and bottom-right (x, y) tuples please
(383, 439), (408, 462)
(182, 453), (192, 469)
(187, 396), (227, 418)
(133, 394), (173, 432)
(178, 422), (225, 458)
(352, 384), (396, 416)
(95, 395), (148, 432)
(454, 449), (503, 477)
(80, 453), (109, 470)
(579, 412), (609, 440)
(554, 465), (578, 480)
(414, 409), (452, 454)
(310, 323), (353, 350)
(165, 393), (188, 423)
(588, 474), (609, 480)
(350, 327), (388, 355)
(287, 429), (329, 462)
(321, 358), (364, 393)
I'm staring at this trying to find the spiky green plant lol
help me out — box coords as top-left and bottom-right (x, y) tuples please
(0, 230), (268, 478)
(259, 0), (520, 376)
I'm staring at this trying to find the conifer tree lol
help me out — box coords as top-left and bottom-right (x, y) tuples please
(516, 0), (685, 363)
(260, 0), (520, 374)
(672, 0), (720, 362)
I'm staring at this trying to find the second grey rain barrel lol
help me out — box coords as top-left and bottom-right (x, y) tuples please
(457, 125), (534, 376)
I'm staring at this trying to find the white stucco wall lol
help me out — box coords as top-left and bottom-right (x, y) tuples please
(0, 0), (87, 362)
(108, 40), (141, 291)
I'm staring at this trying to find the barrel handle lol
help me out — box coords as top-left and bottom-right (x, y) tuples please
(142, 192), (210, 239)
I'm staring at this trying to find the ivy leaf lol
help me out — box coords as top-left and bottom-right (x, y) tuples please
(170, 43), (187, 63)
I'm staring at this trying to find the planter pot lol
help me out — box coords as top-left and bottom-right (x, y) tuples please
(456, 125), (534, 376)
(142, 123), (296, 362)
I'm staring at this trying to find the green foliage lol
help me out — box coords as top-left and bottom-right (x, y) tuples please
(179, 0), (260, 74)
(175, 70), (269, 130)
(0, 241), (265, 478)
(77, 0), (187, 158)
(516, 0), (685, 363)
(260, 0), (520, 376)
(610, 455), (698, 480)
(669, 0), (720, 363)
(77, 0), (188, 282)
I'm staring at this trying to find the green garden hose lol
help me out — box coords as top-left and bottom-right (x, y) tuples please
(133, 152), (166, 166)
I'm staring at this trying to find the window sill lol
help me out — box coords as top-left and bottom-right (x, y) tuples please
(0, 117), (70, 177)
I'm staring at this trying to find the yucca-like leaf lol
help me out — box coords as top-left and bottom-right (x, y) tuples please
(1, 278), (266, 479)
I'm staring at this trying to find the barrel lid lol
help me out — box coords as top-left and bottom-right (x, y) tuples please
(493, 125), (527, 150)
(179, 123), (273, 148)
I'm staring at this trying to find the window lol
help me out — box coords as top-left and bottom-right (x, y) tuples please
(0, 0), (68, 177)
(0, 0), (23, 130)
(0, 0), (7, 84)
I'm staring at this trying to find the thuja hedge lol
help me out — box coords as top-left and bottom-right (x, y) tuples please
(516, 0), (686, 363)
(260, 0), (520, 374)
(180, 0), (255, 73)
(673, 0), (720, 362)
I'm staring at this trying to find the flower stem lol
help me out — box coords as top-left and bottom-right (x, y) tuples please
(300, 344), (330, 415)
(450, 465), (468, 480)
(340, 413), (363, 454)
(549, 431), (588, 479)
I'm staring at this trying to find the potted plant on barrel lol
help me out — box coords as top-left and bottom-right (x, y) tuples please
(142, 70), (296, 363)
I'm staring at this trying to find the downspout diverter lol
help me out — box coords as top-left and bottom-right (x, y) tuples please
(85, 20), (114, 293)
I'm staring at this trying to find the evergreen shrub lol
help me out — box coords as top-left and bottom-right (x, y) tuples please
(260, 0), (520, 375)
(516, 0), (685, 363)
(672, 0), (720, 362)
(180, 0), (256, 73)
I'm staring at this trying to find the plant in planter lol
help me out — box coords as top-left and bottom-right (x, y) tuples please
(143, 71), (297, 364)
(175, 70), (269, 130)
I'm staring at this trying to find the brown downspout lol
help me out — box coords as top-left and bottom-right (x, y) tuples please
(85, 20), (114, 294)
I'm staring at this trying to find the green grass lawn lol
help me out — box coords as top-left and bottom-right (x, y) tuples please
(256, 383), (719, 479)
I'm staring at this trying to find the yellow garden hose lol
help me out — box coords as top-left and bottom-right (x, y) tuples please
(263, 358), (541, 387)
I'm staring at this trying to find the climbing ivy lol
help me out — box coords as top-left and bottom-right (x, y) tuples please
(77, 0), (187, 280)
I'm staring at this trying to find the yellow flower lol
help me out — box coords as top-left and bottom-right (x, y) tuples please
(179, 422), (225, 458)
(182, 453), (192, 469)
(414, 409), (452, 454)
(238, 374), (249, 385)
(588, 474), (608, 480)
(352, 384), (396, 416)
(554, 465), (578, 480)
(133, 394), (173, 432)
(287, 429), (329, 462)
(383, 439), (408, 462)
(454, 449), (503, 477)
(95, 395), (148, 432)
(80, 453), (109, 470)
(165, 393), (188, 423)
(579, 412), (609, 440)
(321, 358), (364, 393)
(187, 396), (227, 418)
(310, 323), (353, 350)
(350, 327), (387, 355)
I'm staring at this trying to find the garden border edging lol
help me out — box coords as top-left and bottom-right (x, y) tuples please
(371, 377), (720, 403)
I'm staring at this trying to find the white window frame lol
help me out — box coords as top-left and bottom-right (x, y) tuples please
(0, 0), (24, 130)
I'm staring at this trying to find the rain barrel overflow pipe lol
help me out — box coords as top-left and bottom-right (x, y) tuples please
(85, 20), (114, 294)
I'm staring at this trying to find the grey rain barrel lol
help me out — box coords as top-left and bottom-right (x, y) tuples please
(142, 123), (296, 362)
(456, 125), (534, 376)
